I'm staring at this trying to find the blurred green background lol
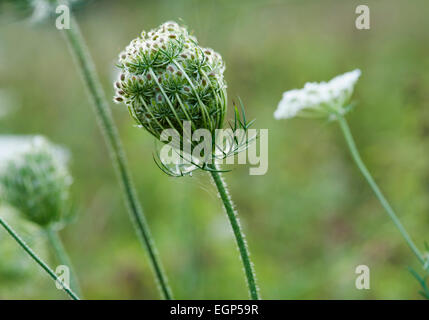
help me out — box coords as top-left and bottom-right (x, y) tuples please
(1, 0), (429, 299)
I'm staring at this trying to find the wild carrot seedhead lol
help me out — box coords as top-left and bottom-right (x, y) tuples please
(114, 22), (256, 176)
(0, 136), (72, 227)
(114, 21), (227, 139)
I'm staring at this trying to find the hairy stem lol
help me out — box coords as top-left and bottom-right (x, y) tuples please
(209, 164), (260, 299)
(61, 13), (172, 299)
(337, 115), (425, 265)
(0, 217), (79, 300)
(45, 227), (83, 297)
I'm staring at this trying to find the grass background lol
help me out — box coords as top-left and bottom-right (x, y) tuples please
(0, 0), (429, 299)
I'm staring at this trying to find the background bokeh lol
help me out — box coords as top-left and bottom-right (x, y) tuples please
(0, 0), (429, 299)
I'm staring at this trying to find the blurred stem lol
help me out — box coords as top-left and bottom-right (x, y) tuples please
(0, 217), (79, 300)
(209, 164), (260, 300)
(60, 12), (172, 299)
(45, 227), (83, 297)
(337, 115), (425, 265)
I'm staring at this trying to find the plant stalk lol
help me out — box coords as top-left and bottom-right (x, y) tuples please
(209, 164), (260, 299)
(61, 13), (172, 299)
(337, 115), (425, 265)
(45, 227), (83, 297)
(0, 217), (79, 300)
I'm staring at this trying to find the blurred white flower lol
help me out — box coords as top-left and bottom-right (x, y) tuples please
(0, 135), (72, 227)
(274, 69), (361, 120)
(0, 135), (69, 172)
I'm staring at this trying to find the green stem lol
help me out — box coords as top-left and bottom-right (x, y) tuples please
(0, 217), (79, 300)
(337, 115), (425, 265)
(61, 13), (172, 299)
(209, 164), (260, 299)
(45, 227), (83, 297)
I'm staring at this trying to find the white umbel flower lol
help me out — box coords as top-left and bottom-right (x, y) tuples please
(274, 69), (361, 120)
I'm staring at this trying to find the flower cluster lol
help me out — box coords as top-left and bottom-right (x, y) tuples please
(0, 136), (72, 227)
(274, 69), (361, 120)
(114, 21), (227, 140)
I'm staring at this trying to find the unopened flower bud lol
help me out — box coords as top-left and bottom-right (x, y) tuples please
(0, 136), (72, 227)
(0, 209), (48, 280)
